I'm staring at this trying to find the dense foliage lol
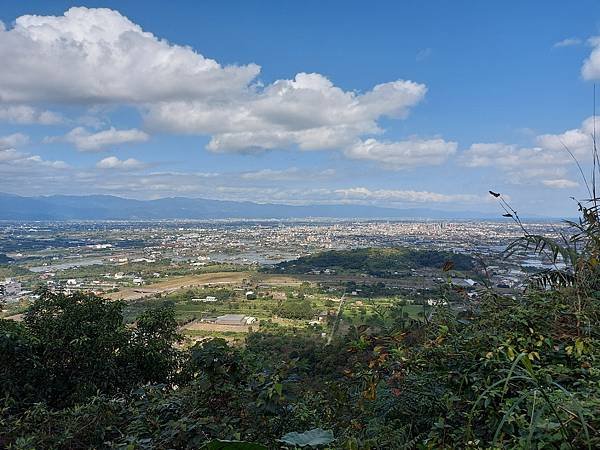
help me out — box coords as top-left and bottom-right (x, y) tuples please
(275, 299), (316, 320)
(0, 291), (182, 409)
(270, 247), (474, 276)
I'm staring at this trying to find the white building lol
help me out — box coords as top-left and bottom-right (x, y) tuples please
(192, 296), (217, 302)
(427, 298), (448, 306)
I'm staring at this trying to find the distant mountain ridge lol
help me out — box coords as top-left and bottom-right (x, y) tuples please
(0, 192), (497, 220)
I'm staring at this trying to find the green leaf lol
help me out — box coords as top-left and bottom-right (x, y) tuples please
(279, 428), (335, 447)
(521, 354), (534, 376)
(201, 440), (267, 450)
(274, 382), (283, 396)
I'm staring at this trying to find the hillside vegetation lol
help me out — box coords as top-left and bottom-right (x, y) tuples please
(271, 247), (474, 276)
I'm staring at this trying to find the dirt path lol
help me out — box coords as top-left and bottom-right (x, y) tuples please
(327, 293), (346, 345)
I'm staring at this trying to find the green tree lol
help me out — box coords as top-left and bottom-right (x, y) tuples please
(2, 290), (182, 408)
(276, 300), (314, 320)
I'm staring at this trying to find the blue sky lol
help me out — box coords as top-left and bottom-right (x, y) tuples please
(2, 1), (600, 216)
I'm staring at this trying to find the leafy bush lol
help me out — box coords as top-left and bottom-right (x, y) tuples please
(276, 299), (315, 320)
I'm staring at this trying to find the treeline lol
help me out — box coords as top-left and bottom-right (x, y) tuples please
(269, 247), (474, 276)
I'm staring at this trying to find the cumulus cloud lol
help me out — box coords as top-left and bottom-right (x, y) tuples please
(0, 105), (63, 124)
(460, 117), (598, 189)
(149, 74), (427, 155)
(462, 117), (600, 168)
(49, 127), (149, 151)
(535, 116), (596, 156)
(0, 133), (29, 150)
(0, 7), (259, 103)
(344, 138), (457, 168)
(582, 37), (600, 79)
(96, 156), (146, 170)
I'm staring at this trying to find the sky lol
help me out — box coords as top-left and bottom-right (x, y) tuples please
(2, 1), (600, 217)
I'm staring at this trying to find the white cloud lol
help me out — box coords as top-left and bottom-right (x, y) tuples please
(463, 117), (598, 169)
(334, 187), (478, 203)
(0, 148), (23, 163)
(535, 116), (598, 158)
(460, 117), (599, 188)
(461, 142), (576, 186)
(553, 38), (582, 48)
(0, 133), (29, 150)
(51, 127), (149, 151)
(96, 156), (146, 170)
(23, 155), (70, 169)
(462, 143), (555, 168)
(0, 7), (259, 103)
(0, 146), (68, 169)
(542, 179), (579, 189)
(0, 8), (436, 166)
(344, 137), (457, 168)
(582, 37), (600, 79)
(208, 185), (479, 205)
(149, 74), (427, 154)
(0, 105), (63, 124)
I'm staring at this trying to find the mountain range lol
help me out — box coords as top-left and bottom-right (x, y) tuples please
(0, 193), (499, 220)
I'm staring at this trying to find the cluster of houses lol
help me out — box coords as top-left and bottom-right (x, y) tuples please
(0, 278), (23, 303)
(191, 290), (256, 303)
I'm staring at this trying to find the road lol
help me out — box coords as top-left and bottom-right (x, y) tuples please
(326, 293), (347, 345)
